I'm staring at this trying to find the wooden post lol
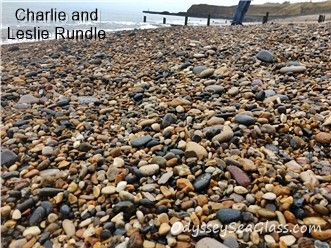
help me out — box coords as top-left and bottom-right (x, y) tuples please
(262, 12), (269, 24)
(318, 15), (322, 23)
(207, 14), (211, 26)
(143, 16), (147, 22)
(163, 17), (166, 24)
(185, 16), (188, 26)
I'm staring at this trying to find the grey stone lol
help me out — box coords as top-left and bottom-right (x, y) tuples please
(77, 96), (100, 104)
(204, 85), (225, 94)
(193, 66), (208, 74)
(18, 94), (40, 104)
(131, 135), (153, 148)
(256, 49), (274, 63)
(234, 114), (255, 126)
(193, 173), (212, 191)
(196, 238), (229, 248)
(1, 149), (18, 166)
(216, 208), (242, 224)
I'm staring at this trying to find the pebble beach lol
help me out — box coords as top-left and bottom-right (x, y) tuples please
(1, 23), (331, 248)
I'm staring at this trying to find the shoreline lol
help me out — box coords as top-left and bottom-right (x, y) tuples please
(1, 23), (331, 248)
(2, 13), (329, 45)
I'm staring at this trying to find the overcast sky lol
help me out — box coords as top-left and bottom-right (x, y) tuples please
(121, 0), (326, 11)
(2, 0), (327, 12)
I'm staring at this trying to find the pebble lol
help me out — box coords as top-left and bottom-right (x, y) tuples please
(256, 49), (274, 63)
(216, 208), (242, 224)
(227, 166), (251, 187)
(116, 181), (127, 192)
(280, 65), (306, 73)
(314, 240), (330, 248)
(193, 173), (211, 191)
(158, 223), (171, 236)
(41, 146), (54, 156)
(12, 209), (22, 220)
(18, 94), (40, 104)
(131, 135), (153, 148)
(204, 85), (224, 94)
(1, 149), (18, 166)
(262, 192), (277, 201)
(171, 222), (184, 236)
(234, 114), (255, 126)
(199, 68), (214, 78)
(185, 141), (208, 160)
(101, 186), (116, 194)
(62, 219), (76, 237)
(280, 235), (296, 246)
(29, 206), (46, 226)
(139, 164), (160, 176)
(315, 132), (331, 144)
(196, 237), (229, 248)
(23, 226), (41, 237)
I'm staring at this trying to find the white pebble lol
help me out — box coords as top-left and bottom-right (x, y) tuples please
(116, 181), (127, 192)
(170, 221), (184, 236)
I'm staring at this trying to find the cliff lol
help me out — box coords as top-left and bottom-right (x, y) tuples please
(187, 1), (331, 20)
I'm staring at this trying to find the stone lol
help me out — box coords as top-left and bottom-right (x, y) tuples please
(139, 164), (159, 177)
(315, 132), (331, 144)
(199, 68), (214, 78)
(303, 217), (328, 229)
(131, 136), (153, 148)
(29, 206), (46, 226)
(300, 170), (319, 187)
(234, 114), (255, 126)
(227, 166), (251, 187)
(77, 96), (100, 104)
(238, 158), (257, 171)
(280, 66), (306, 73)
(1, 149), (18, 166)
(159, 223), (171, 235)
(158, 171), (173, 184)
(171, 221), (184, 236)
(162, 113), (177, 128)
(262, 192), (277, 201)
(113, 201), (136, 219)
(314, 240), (330, 248)
(223, 236), (239, 248)
(101, 186), (116, 194)
(193, 173), (212, 192)
(151, 156), (167, 167)
(257, 208), (277, 219)
(234, 186), (248, 194)
(41, 146), (54, 156)
(196, 237), (229, 248)
(9, 239), (27, 248)
(12, 209), (22, 220)
(18, 94), (39, 104)
(228, 87), (239, 96)
(116, 181), (127, 192)
(62, 219), (76, 237)
(279, 235), (296, 246)
(23, 226), (41, 237)
(212, 128), (233, 143)
(193, 66), (208, 74)
(128, 232), (143, 248)
(185, 141), (208, 160)
(204, 85), (224, 94)
(256, 49), (274, 63)
(311, 229), (331, 241)
(216, 208), (241, 224)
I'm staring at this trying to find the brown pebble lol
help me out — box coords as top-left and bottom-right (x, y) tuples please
(227, 166), (251, 187)
(284, 211), (298, 224)
(315, 132), (331, 144)
(311, 229), (331, 241)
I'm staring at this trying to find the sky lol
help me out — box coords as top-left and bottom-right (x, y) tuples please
(2, 0), (327, 12)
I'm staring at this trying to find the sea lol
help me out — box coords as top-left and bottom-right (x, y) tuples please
(1, 2), (229, 44)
